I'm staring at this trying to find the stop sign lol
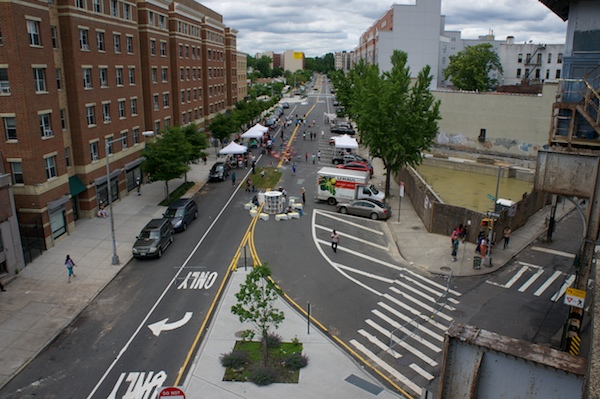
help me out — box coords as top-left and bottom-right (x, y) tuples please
(158, 387), (185, 399)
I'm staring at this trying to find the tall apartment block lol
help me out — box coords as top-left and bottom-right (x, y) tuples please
(0, 0), (239, 263)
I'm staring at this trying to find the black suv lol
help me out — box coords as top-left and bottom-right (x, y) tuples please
(164, 198), (198, 232)
(209, 162), (231, 181)
(132, 219), (174, 259)
(330, 126), (355, 135)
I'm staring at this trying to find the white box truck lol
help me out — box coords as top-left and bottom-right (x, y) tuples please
(316, 167), (385, 205)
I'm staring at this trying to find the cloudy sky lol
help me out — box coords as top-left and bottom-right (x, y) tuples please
(200, 0), (567, 58)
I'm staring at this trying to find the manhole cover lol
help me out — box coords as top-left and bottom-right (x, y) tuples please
(440, 266), (452, 272)
(411, 226), (421, 230)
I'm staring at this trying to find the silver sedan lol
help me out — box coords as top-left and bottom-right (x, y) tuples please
(336, 199), (392, 220)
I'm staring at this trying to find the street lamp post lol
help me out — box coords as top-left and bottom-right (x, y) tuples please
(105, 136), (127, 265)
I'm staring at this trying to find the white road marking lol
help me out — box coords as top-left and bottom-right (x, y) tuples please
(533, 271), (562, 297)
(378, 302), (445, 342)
(395, 279), (459, 305)
(551, 274), (576, 302)
(357, 329), (402, 358)
(390, 286), (456, 314)
(383, 292), (453, 322)
(382, 294), (450, 331)
(366, 319), (438, 367)
(400, 274), (461, 299)
(315, 223), (389, 251)
(410, 363), (435, 381)
(336, 264), (396, 284)
(531, 246), (575, 259)
(372, 309), (441, 352)
(350, 339), (422, 396)
(486, 266), (529, 289)
(518, 267), (545, 292)
(315, 209), (384, 235)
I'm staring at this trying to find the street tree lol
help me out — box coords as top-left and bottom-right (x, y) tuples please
(209, 113), (238, 145)
(443, 43), (503, 91)
(231, 264), (285, 366)
(141, 127), (193, 201)
(338, 50), (441, 197)
(181, 123), (208, 182)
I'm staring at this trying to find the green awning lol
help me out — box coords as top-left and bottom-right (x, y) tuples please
(69, 176), (87, 196)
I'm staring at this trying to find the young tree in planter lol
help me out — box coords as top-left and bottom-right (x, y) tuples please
(231, 264), (285, 366)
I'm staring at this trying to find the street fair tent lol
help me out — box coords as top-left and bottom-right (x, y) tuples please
(218, 141), (248, 154)
(333, 134), (358, 149)
(252, 123), (269, 133)
(241, 127), (264, 139)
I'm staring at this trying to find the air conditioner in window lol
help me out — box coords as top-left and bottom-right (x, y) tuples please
(44, 129), (53, 136)
(0, 87), (10, 94)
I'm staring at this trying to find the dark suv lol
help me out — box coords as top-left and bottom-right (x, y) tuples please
(330, 126), (355, 135)
(209, 162), (230, 181)
(132, 219), (174, 259)
(164, 198), (198, 232)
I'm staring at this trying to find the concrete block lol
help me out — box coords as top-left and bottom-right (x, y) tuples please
(275, 214), (288, 221)
(244, 202), (254, 210)
(259, 213), (269, 221)
(292, 203), (303, 210)
(288, 212), (300, 219)
(249, 209), (258, 217)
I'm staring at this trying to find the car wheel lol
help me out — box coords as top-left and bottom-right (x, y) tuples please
(370, 213), (379, 220)
(339, 207), (348, 214)
(157, 247), (163, 258)
(333, 160), (341, 165)
(182, 222), (187, 231)
(194, 211), (198, 219)
(327, 197), (337, 206)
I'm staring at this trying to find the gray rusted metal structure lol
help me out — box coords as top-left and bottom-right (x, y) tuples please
(438, 324), (586, 399)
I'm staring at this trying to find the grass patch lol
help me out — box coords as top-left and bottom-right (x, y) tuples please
(159, 181), (195, 206)
(221, 340), (305, 384)
(249, 167), (282, 189)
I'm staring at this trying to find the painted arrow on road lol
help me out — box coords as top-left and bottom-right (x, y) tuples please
(148, 312), (193, 336)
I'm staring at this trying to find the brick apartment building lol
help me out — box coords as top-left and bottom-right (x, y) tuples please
(0, 0), (239, 258)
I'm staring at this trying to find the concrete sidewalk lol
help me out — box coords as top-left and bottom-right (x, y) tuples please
(0, 132), (571, 398)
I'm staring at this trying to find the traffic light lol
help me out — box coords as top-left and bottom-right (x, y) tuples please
(481, 218), (492, 228)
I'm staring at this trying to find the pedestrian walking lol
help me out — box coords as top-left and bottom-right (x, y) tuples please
(136, 177), (142, 195)
(252, 159), (256, 174)
(503, 226), (512, 249)
(450, 227), (460, 261)
(331, 230), (340, 253)
(65, 254), (77, 283)
(301, 187), (306, 205)
(202, 155), (207, 165)
(292, 162), (296, 174)
(303, 131), (306, 140)
(317, 151), (321, 162)
(231, 172), (237, 187)
(321, 130), (325, 139)
(312, 154), (316, 164)
(246, 178), (252, 192)
(260, 169), (265, 178)
(305, 152), (308, 162)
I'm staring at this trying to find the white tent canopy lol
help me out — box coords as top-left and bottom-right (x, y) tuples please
(252, 123), (269, 133)
(333, 134), (358, 149)
(241, 128), (264, 139)
(219, 141), (248, 155)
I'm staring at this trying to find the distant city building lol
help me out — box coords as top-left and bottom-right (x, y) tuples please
(237, 52), (248, 101)
(282, 50), (305, 73)
(334, 51), (354, 72)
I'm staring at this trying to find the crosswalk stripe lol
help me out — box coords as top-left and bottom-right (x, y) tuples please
(390, 286), (456, 313)
(336, 264), (396, 284)
(383, 292), (453, 322)
(372, 309), (442, 352)
(366, 319), (438, 367)
(531, 246), (575, 259)
(394, 279), (459, 305)
(357, 329), (402, 358)
(382, 294), (451, 330)
(551, 274), (576, 302)
(378, 302), (445, 342)
(410, 363), (435, 381)
(518, 267), (545, 292)
(401, 273), (461, 299)
(534, 271), (562, 296)
(401, 271), (462, 297)
(315, 211), (384, 235)
(503, 266), (530, 288)
(315, 224), (389, 251)
(350, 338), (422, 396)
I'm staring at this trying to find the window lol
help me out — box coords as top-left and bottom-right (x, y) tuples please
(164, 117), (170, 128)
(110, 0), (119, 17)
(179, 68), (183, 81)
(179, 44), (183, 57)
(159, 15), (165, 29)
(65, 147), (71, 167)
(102, 103), (111, 122)
(126, 36), (133, 53)
(151, 67), (157, 83)
(33, 68), (47, 92)
(181, 113), (185, 124)
(106, 137), (113, 155)
(113, 34), (121, 52)
(187, 89), (190, 101)
(79, 29), (89, 50)
(535, 68), (541, 79)
(133, 127), (139, 144)
(11, 162), (23, 184)
(148, 11), (154, 25)
(558, 53), (563, 64)
(546, 69), (550, 79)
(526, 53), (531, 63)
(516, 68), (521, 78)
(40, 113), (52, 137)
(121, 131), (128, 149)
(123, 3), (131, 19)
(115, 67), (123, 85)
(517, 53), (523, 63)
(130, 98), (137, 115)
(180, 90), (184, 103)
(76, 0), (84, 8)
(90, 141), (99, 161)
(208, 49), (211, 60)
(185, 45), (189, 58)
(53, 68), (61, 90)
(161, 67), (168, 82)
(118, 100), (125, 118)
(186, 68), (190, 80)
(82, 68), (92, 88)
(163, 93), (168, 107)
(556, 70), (561, 79)
(60, 109), (67, 129)
(153, 94), (159, 110)
(96, 31), (105, 51)
(51, 26), (58, 48)
(100, 67), (108, 87)
(0, 68), (9, 94)
(154, 121), (160, 134)
(160, 41), (166, 56)
(150, 39), (155, 55)
(548, 53), (552, 63)
(86, 105), (96, 125)
(4, 117), (16, 140)
(45, 156), (57, 179)
(536, 53), (542, 64)
(27, 20), (41, 46)
(93, 0), (101, 12)
(525, 68), (530, 77)
(128, 67), (135, 84)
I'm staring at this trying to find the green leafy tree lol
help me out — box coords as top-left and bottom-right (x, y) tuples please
(209, 113), (237, 145)
(181, 123), (208, 182)
(231, 264), (285, 366)
(443, 43), (503, 91)
(141, 127), (193, 201)
(338, 51), (441, 197)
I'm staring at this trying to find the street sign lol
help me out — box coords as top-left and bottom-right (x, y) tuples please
(487, 193), (495, 201)
(564, 287), (586, 309)
(486, 211), (501, 218)
(159, 387), (185, 399)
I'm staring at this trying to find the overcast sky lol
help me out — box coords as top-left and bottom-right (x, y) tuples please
(200, 0), (567, 58)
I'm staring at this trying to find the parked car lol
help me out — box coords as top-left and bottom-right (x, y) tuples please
(282, 102), (289, 109)
(209, 162), (231, 181)
(330, 126), (355, 135)
(265, 116), (277, 126)
(332, 154), (369, 165)
(132, 218), (174, 258)
(163, 198), (198, 232)
(336, 199), (392, 220)
(336, 162), (373, 176)
(333, 100), (339, 106)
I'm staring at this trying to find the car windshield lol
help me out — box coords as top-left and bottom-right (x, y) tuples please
(214, 165), (223, 172)
(139, 230), (160, 240)
(370, 185), (379, 195)
(165, 208), (184, 217)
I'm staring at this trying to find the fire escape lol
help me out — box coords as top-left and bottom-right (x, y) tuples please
(549, 64), (600, 148)
(523, 46), (545, 84)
